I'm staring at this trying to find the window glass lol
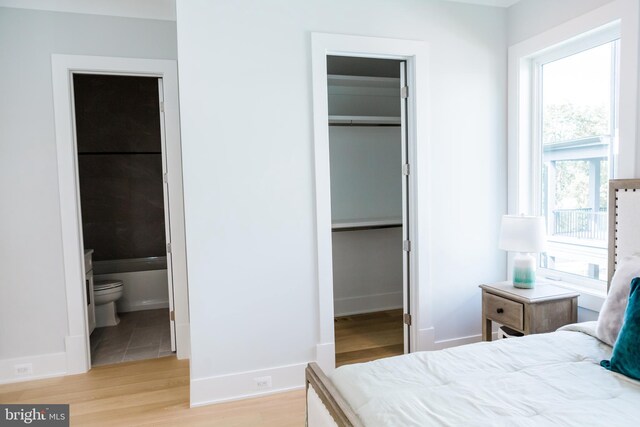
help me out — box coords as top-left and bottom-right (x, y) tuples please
(539, 41), (618, 283)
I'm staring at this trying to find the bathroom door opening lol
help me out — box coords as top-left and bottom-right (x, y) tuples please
(326, 55), (412, 366)
(71, 73), (176, 366)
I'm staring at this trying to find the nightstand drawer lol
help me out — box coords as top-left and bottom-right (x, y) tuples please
(484, 293), (523, 330)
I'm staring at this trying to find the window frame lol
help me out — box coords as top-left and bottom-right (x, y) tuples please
(508, 0), (639, 299)
(530, 29), (620, 291)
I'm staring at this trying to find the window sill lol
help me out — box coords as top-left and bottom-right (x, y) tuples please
(547, 280), (606, 313)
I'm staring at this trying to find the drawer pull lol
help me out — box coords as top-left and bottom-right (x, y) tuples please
(497, 308), (504, 314)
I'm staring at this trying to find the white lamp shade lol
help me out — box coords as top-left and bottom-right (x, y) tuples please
(499, 215), (547, 253)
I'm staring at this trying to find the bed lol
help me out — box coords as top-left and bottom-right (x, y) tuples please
(306, 179), (640, 426)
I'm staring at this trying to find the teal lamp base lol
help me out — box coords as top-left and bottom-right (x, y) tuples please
(512, 252), (536, 289)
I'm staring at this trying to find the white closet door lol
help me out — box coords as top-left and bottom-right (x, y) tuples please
(400, 61), (411, 354)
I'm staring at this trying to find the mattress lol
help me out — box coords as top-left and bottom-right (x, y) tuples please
(329, 322), (640, 426)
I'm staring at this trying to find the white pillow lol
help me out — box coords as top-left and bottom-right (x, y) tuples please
(596, 255), (640, 346)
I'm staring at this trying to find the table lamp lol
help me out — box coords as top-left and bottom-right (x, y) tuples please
(499, 215), (547, 289)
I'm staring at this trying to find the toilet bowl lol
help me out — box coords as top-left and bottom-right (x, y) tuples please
(93, 279), (124, 327)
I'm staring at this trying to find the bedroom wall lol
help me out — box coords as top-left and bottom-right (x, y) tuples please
(0, 6), (176, 383)
(176, 0), (507, 405)
(507, 0), (616, 45)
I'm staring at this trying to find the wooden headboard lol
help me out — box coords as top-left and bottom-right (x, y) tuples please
(608, 179), (640, 290)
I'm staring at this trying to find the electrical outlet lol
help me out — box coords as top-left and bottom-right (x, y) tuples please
(254, 375), (272, 389)
(14, 363), (33, 376)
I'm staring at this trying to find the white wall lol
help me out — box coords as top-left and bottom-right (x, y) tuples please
(177, 0), (507, 405)
(507, 0), (616, 45)
(0, 7), (176, 383)
(332, 228), (403, 316)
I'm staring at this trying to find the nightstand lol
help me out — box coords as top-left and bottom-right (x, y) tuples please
(479, 281), (579, 341)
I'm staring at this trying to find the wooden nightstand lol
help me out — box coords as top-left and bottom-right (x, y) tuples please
(480, 281), (579, 341)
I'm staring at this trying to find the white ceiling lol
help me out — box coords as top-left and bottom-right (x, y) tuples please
(443, 0), (521, 6)
(0, 0), (177, 21)
(0, 0), (521, 22)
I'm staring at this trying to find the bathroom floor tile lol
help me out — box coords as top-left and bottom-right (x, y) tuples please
(128, 327), (163, 349)
(91, 308), (172, 367)
(123, 345), (159, 362)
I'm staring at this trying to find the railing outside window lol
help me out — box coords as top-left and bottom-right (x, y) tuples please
(552, 208), (607, 241)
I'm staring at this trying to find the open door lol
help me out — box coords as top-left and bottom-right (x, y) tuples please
(400, 61), (411, 354)
(158, 78), (177, 352)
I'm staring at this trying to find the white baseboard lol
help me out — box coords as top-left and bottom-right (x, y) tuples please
(118, 298), (169, 313)
(65, 334), (89, 375)
(417, 327), (498, 351)
(176, 322), (190, 359)
(416, 327), (436, 351)
(190, 362), (306, 407)
(0, 352), (67, 385)
(316, 342), (335, 373)
(334, 291), (402, 317)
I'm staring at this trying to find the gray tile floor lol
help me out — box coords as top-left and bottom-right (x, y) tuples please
(90, 308), (173, 366)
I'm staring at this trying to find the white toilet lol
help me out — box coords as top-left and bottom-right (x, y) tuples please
(93, 279), (124, 327)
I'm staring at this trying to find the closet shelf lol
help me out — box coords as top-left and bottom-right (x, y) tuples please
(327, 74), (400, 88)
(332, 218), (402, 231)
(329, 115), (401, 126)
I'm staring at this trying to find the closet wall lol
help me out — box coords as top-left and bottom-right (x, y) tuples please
(328, 57), (404, 316)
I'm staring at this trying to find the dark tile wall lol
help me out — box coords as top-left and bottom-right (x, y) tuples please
(74, 75), (166, 261)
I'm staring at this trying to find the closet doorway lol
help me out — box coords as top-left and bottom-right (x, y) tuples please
(327, 56), (411, 367)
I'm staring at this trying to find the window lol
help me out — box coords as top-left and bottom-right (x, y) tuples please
(534, 37), (619, 288)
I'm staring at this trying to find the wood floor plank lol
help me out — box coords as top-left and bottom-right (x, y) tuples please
(0, 357), (305, 426)
(334, 309), (404, 367)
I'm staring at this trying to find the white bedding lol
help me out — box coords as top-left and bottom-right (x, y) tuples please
(329, 322), (640, 426)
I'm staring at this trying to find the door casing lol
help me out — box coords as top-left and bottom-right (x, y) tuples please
(52, 55), (190, 374)
(311, 33), (429, 373)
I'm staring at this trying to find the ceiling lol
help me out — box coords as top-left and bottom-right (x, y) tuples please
(443, 0), (521, 6)
(0, 0), (522, 22)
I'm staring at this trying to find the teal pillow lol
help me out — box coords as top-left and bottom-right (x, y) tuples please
(601, 277), (640, 380)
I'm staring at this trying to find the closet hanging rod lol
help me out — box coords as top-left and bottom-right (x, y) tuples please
(329, 123), (401, 127)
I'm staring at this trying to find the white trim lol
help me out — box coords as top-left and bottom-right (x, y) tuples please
(432, 333), (498, 350)
(190, 363), (306, 407)
(508, 0), (639, 214)
(311, 33), (429, 373)
(51, 54), (190, 376)
(507, 0), (639, 289)
(0, 352), (67, 385)
(315, 342), (335, 374)
(333, 292), (403, 317)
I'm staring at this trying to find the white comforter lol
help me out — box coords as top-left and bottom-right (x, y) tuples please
(330, 322), (640, 426)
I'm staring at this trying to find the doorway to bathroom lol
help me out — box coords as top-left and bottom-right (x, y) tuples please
(51, 54), (190, 374)
(73, 74), (175, 366)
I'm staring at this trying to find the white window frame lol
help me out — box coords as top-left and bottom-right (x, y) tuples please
(508, 0), (639, 304)
(532, 27), (619, 291)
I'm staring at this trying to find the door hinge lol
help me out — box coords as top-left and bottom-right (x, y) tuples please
(170, 310), (175, 321)
(163, 172), (168, 183)
(403, 164), (410, 176)
(403, 313), (412, 326)
(401, 86), (409, 99)
(160, 101), (165, 112)
(166, 242), (172, 253)
(403, 240), (411, 252)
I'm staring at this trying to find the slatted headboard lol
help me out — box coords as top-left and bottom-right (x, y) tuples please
(608, 179), (640, 290)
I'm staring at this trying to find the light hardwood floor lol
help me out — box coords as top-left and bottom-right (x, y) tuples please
(334, 309), (404, 367)
(0, 310), (402, 426)
(0, 357), (305, 426)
